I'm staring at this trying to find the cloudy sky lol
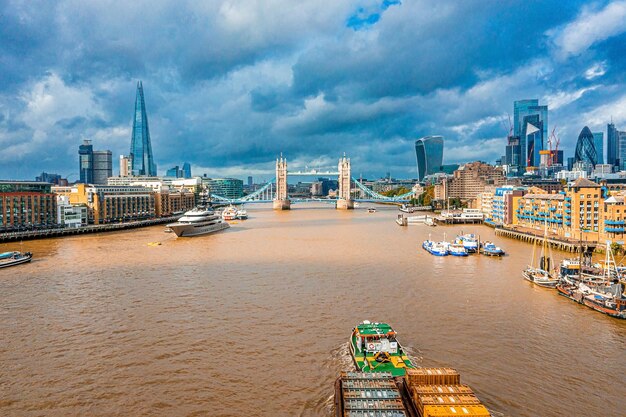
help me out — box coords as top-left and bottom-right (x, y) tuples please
(2, 0), (626, 181)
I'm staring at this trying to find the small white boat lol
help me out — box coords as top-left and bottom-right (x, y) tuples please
(457, 234), (479, 252)
(236, 209), (248, 220)
(0, 251), (33, 268)
(367, 207), (377, 213)
(422, 240), (448, 256)
(445, 242), (469, 257)
(222, 206), (238, 220)
(424, 217), (436, 227)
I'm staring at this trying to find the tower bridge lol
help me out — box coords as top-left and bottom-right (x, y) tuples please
(210, 154), (417, 209)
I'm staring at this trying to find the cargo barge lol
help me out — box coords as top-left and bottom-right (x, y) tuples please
(335, 368), (492, 417)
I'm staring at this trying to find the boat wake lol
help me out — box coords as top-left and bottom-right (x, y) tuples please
(299, 342), (353, 417)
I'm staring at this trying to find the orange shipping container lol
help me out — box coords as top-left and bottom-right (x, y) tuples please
(422, 404), (491, 417)
(406, 368), (461, 387)
(415, 394), (482, 415)
(412, 385), (474, 396)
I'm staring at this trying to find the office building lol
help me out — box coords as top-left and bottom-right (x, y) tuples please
(620, 131), (626, 171)
(130, 81), (157, 176)
(203, 178), (244, 199)
(0, 181), (57, 231)
(182, 162), (192, 179)
(119, 155), (130, 177)
(166, 166), (182, 178)
(415, 136), (444, 181)
(79, 140), (94, 183)
(92, 150), (112, 185)
(607, 123), (618, 167)
(574, 126), (598, 168)
(592, 132), (604, 165)
(248, 176), (253, 187)
(513, 99), (548, 169)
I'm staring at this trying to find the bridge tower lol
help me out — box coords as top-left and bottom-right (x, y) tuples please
(336, 154), (354, 209)
(273, 154), (291, 210)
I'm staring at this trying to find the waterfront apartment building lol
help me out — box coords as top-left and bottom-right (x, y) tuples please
(154, 189), (196, 217)
(415, 136), (444, 181)
(515, 178), (607, 241)
(53, 184), (155, 225)
(56, 195), (87, 228)
(0, 181), (57, 231)
(439, 162), (506, 202)
(515, 190), (565, 235)
(492, 186), (526, 225)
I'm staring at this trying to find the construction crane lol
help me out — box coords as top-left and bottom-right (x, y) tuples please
(549, 126), (560, 166)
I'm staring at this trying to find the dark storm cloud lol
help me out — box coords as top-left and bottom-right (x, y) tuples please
(1, 0), (626, 180)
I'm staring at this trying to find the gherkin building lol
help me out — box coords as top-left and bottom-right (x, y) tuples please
(574, 126), (597, 167)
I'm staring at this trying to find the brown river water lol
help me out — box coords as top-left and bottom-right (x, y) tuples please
(1, 203), (625, 417)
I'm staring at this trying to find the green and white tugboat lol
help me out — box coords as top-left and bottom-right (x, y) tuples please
(349, 320), (415, 376)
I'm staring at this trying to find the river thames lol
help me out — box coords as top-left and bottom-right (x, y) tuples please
(1, 204), (625, 416)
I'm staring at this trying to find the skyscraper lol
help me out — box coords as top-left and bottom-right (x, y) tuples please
(415, 136), (444, 181)
(607, 123), (619, 167)
(592, 132), (604, 164)
(92, 150), (112, 185)
(619, 131), (626, 171)
(574, 126), (598, 167)
(130, 81), (156, 176)
(79, 140), (94, 183)
(182, 162), (191, 179)
(513, 99), (548, 169)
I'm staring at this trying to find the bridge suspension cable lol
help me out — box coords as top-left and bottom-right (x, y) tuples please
(352, 178), (415, 201)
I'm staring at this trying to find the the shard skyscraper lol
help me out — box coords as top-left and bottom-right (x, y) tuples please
(130, 81), (156, 176)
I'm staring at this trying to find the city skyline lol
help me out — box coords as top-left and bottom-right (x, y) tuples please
(1, 1), (626, 180)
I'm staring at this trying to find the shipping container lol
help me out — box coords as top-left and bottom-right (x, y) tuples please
(414, 394), (482, 415)
(422, 405), (491, 417)
(411, 385), (474, 396)
(405, 368), (461, 387)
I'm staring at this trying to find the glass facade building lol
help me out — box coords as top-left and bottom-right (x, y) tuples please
(204, 178), (244, 199)
(92, 150), (112, 185)
(130, 81), (157, 176)
(619, 131), (626, 171)
(182, 162), (191, 179)
(79, 140), (93, 183)
(607, 123), (619, 167)
(592, 132), (604, 165)
(513, 99), (548, 169)
(415, 136), (444, 181)
(574, 126), (598, 167)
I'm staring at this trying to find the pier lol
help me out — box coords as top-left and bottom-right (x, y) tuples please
(494, 227), (595, 253)
(0, 215), (180, 243)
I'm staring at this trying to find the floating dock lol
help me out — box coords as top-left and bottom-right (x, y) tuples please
(335, 368), (492, 417)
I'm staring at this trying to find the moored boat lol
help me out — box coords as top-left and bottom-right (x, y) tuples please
(557, 242), (626, 319)
(367, 207), (377, 213)
(222, 205), (238, 220)
(166, 207), (229, 237)
(523, 222), (558, 288)
(480, 241), (505, 257)
(236, 208), (248, 219)
(0, 251), (33, 268)
(349, 321), (415, 377)
(422, 240), (448, 256)
(457, 234), (478, 253)
(445, 242), (469, 256)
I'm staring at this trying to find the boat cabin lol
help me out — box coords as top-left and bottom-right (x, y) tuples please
(353, 322), (399, 354)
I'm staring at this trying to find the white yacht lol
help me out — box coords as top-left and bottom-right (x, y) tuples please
(166, 207), (229, 237)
